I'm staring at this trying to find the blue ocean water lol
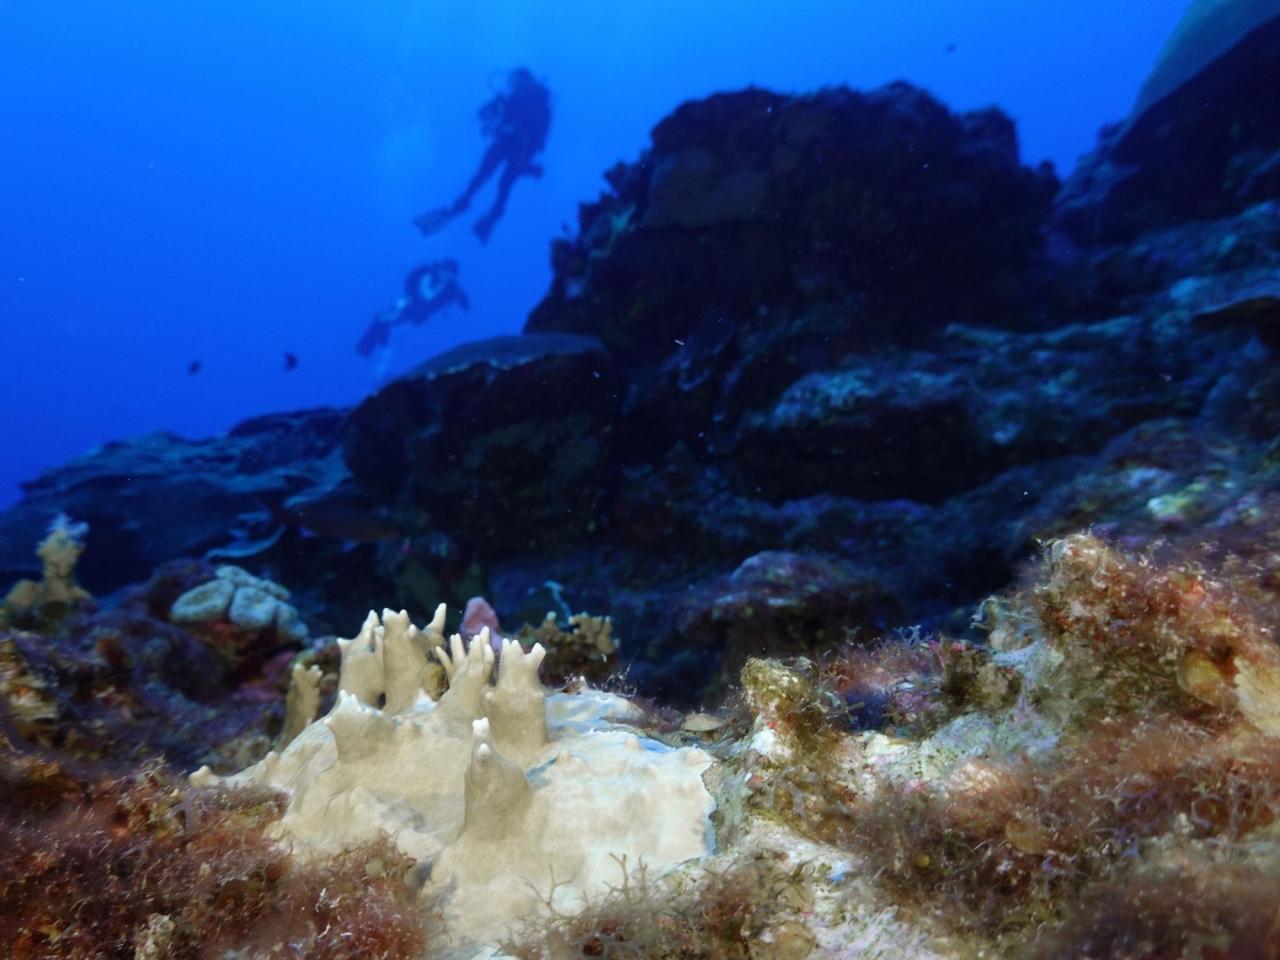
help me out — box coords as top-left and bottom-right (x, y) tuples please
(0, 0), (1186, 509)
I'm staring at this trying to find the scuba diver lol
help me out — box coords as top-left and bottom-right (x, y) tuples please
(356, 259), (470, 357)
(413, 67), (552, 244)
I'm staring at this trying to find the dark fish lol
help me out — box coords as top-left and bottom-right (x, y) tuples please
(283, 352), (299, 371)
(187, 360), (203, 375)
(1191, 279), (1280, 352)
(276, 492), (402, 543)
(945, 42), (957, 53)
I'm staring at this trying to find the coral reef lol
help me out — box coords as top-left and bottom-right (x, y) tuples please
(1, 554), (304, 769)
(3, 6), (1280, 956)
(342, 334), (615, 560)
(3, 54), (1278, 706)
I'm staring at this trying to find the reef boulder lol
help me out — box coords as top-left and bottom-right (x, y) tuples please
(529, 83), (1058, 364)
(1054, 2), (1280, 244)
(342, 333), (617, 558)
(0, 408), (350, 596)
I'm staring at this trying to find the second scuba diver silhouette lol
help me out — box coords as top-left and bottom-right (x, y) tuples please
(356, 259), (470, 357)
(413, 68), (552, 244)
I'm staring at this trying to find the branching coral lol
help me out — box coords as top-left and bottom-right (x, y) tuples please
(195, 605), (716, 948)
(1, 514), (91, 628)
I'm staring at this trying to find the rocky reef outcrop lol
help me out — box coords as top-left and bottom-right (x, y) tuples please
(1054, 1), (1280, 245)
(3, 14), (1279, 713)
(342, 333), (616, 560)
(1, 550), (305, 771)
(529, 84), (1058, 359)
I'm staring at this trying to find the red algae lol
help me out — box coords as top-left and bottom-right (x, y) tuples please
(0, 760), (429, 960)
(1031, 533), (1280, 728)
(502, 857), (807, 960)
(785, 532), (1280, 952)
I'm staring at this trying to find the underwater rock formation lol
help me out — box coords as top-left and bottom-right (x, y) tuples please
(528, 84), (1057, 362)
(3, 9), (1280, 707)
(1055, 2), (1280, 244)
(719, 533), (1280, 959)
(648, 550), (900, 700)
(1193, 273), (1280, 351)
(1, 552), (304, 769)
(342, 333), (615, 558)
(0, 408), (352, 594)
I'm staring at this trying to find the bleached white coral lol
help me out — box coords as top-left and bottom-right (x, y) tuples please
(194, 607), (715, 946)
(278, 663), (322, 748)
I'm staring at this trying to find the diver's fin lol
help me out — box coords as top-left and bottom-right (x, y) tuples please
(356, 318), (393, 358)
(473, 216), (497, 244)
(413, 207), (455, 237)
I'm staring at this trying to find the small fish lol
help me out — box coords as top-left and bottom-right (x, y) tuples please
(283, 352), (299, 371)
(187, 360), (203, 376)
(276, 492), (402, 543)
(945, 41), (957, 53)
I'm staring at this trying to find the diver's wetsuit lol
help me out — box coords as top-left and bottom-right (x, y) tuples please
(356, 261), (470, 357)
(414, 68), (551, 243)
